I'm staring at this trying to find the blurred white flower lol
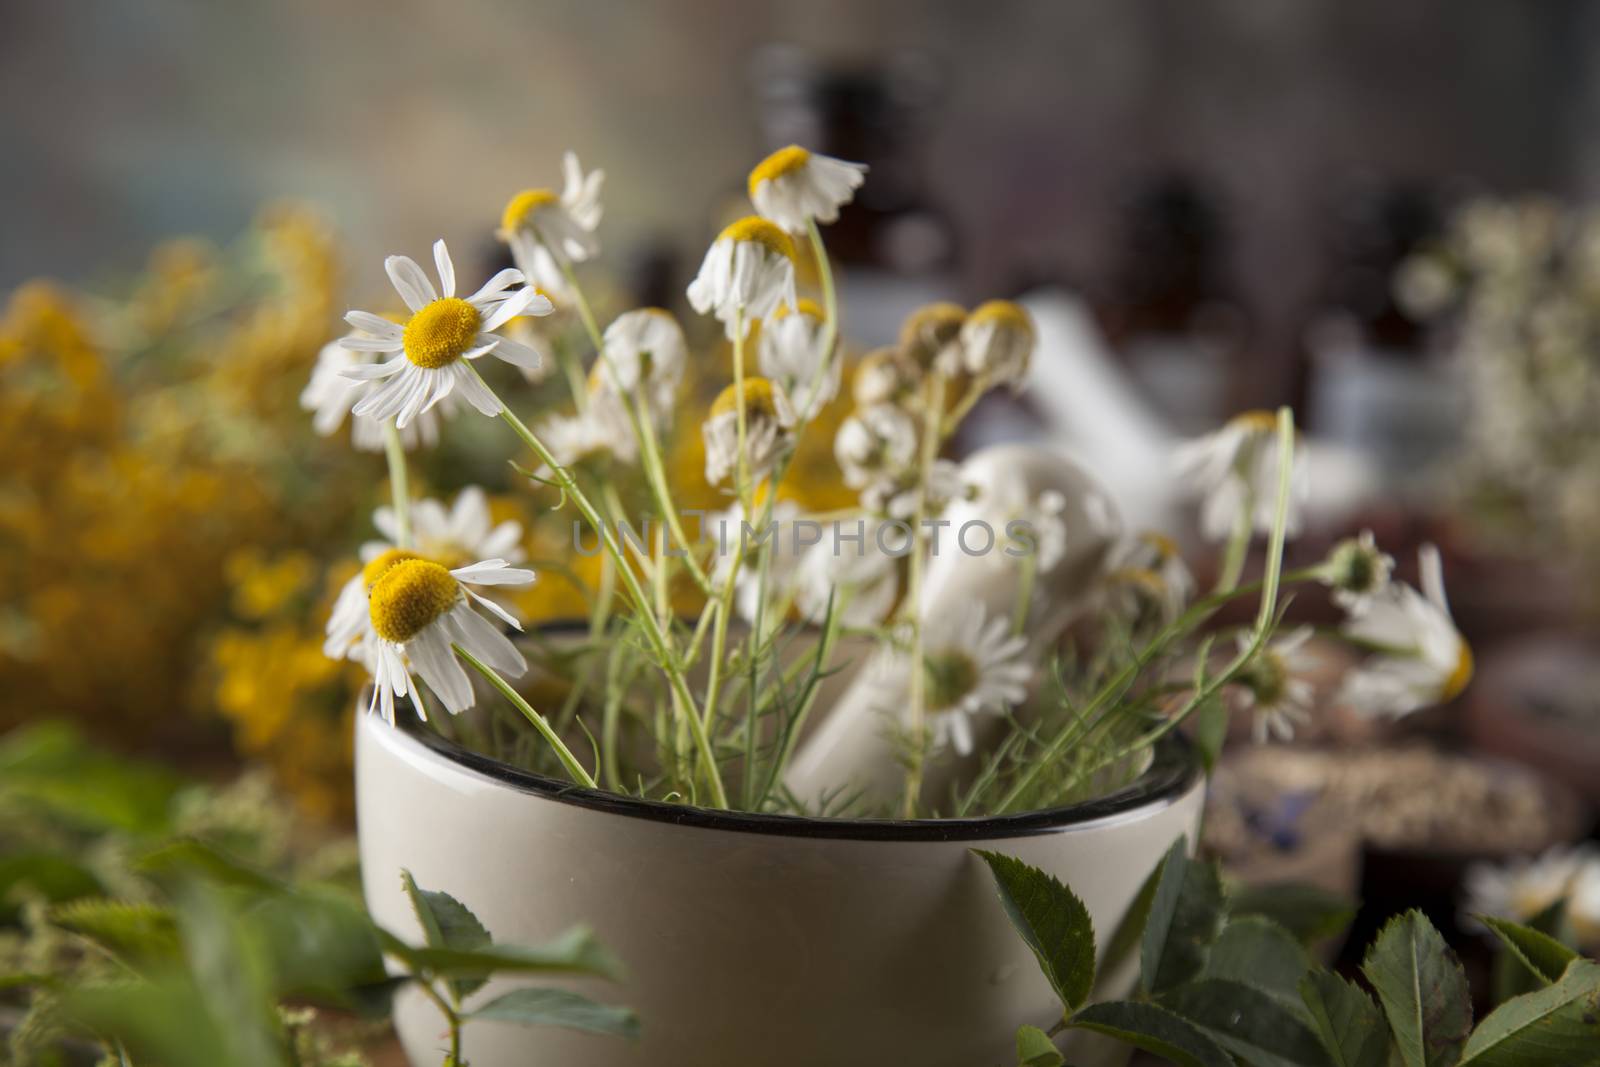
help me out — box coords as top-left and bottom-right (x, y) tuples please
(498, 152), (605, 295)
(687, 217), (797, 339)
(1174, 410), (1307, 541)
(792, 517), (901, 628)
(1233, 625), (1317, 743)
(1321, 529), (1396, 614)
(340, 240), (549, 427)
(898, 303), (966, 375)
(1463, 844), (1600, 950)
(960, 300), (1035, 386)
(1104, 531), (1195, 625)
(835, 404), (918, 490)
(747, 145), (867, 234)
(301, 339), (453, 452)
(852, 347), (922, 408)
(702, 378), (796, 487)
(869, 609), (1031, 757)
(759, 299), (839, 422)
(593, 308), (687, 428)
(1339, 545), (1472, 718)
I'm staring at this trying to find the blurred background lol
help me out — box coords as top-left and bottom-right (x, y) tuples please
(4, 0), (1600, 1057)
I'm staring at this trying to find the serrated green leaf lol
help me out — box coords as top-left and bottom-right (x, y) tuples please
(468, 986), (639, 1039)
(1101, 855), (1163, 982)
(1361, 910), (1472, 1067)
(1230, 883), (1358, 947)
(1480, 915), (1578, 986)
(0, 851), (103, 922)
(1192, 695), (1229, 773)
(1068, 1000), (1233, 1067)
(1459, 958), (1600, 1066)
(135, 838), (284, 892)
(1300, 969), (1393, 1067)
(1141, 838), (1226, 995)
(49, 899), (181, 967)
(1205, 916), (1313, 1007)
(1159, 977), (1332, 1067)
(401, 870), (494, 999)
(974, 850), (1097, 1015)
(1015, 1023), (1064, 1066)
(247, 888), (391, 1012)
(1492, 899), (1579, 1006)
(381, 925), (622, 982)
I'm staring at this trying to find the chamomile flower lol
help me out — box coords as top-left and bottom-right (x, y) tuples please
(1339, 545), (1473, 718)
(1320, 529), (1395, 613)
(853, 347), (923, 407)
(535, 410), (629, 473)
(870, 609), (1031, 756)
(1233, 626), (1317, 743)
(301, 340), (452, 452)
(702, 377), (797, 487)
(341, 241), (549, 427)
(686, 217), (798, 338)
(758, 299), (839, 421)
(324, 489), (526, 661)
(835, 404), (918, 490)
(960, 300), (1035, 386)
(365, 558), (535, 723)
(879, 459), (973, 521)
(1463, 845), (1600, 948)
(899, 303), (966, 375)
(1104, 532), (1195, 625)
(498, 152), (605, 294)
(592, 308), (687, 427)
(792, 518), (901, 627)
(747, 145), (868, 234)
(1174, 410), (1308, 541)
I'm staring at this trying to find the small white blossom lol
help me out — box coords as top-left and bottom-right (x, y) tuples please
(747, 145), (867, 234)
(1174, 411), (1308, 541)
(1339, 545), (1472, 718)
(686, 217), (797, 339)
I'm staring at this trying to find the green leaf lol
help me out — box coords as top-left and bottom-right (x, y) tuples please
(381, 925), (623, 982)
(1300, 969), (1394, 1067)
(1480, 915), (1578, 986)
(1015, 1023), (1064, 1066)
(1068, 1000), (1233, 1067)
(1230, 883), (1358, 947)
(0, 722), (185, 835)
(247, 888), (391, 1012)
(468, 986), (639, 1040)
(1101, 854), (1163, 983)
(0, 851), (103, 922)
(974, 850), (1097, 1015)
(1205, 916), (1313, 1007)
(1458, 959), (1600, 1066)
(135, 837), (285, 892)
(1192, 695), (1229, 773)
(1141, 838), (1226, 995)
(401, 870), (494, 999)
(50, 898), (181, 967)
(1160, 978), (1333, 1067)
(1361, 910), (1473, 1067)
(1492, 899), (1578, 1006)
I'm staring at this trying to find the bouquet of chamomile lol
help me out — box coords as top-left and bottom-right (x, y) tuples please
(309, 146), (1472, 819)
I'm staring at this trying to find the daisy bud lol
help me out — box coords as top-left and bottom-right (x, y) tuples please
(747, 145), (868, 235)
(758, 299), (839, 422)
(835, 404), (918, 490)
(1321, 529), (1395, 613)
(702, 377), (797, 486)
(686, 217), (799, 339)
(960, 300), (1035, 385)
(899, 303), (967, 375)
(852, 347), (923, 408)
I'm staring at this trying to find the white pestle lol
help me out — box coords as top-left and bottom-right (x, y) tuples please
(782, 443), (1122, 814)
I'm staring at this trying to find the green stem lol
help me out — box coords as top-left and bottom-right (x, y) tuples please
(731, 307), (753, 513)
(465, 363), (729, 807)
(900, 370), (948, 818)
(412, 979), (462, 1066)
(456, 643), (597, 788)
(1214, 489), (1255, 594)
(382, 421), (413, 549)
(805, 219), (839, 363)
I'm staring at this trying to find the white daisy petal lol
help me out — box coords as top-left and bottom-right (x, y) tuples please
(385, 255), (437, 312)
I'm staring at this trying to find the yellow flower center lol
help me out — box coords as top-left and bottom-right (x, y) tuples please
(747, 145), (813, 197)
(361, 548), (423, 589)
(368, 559), (459, 644)
(923, 649), (979, 711)
(403, 298), (481, 369)
(501, 188), (558, 234)
(717, 217), (796, 261)
(712, 377), (782, 420)
(1230, 409), (1278, 433)
(969, 300), (1033, 334)
(772, 298), (827, 323)
(1139, 531), (1180, 561)
(1441, 639), (1474, 701)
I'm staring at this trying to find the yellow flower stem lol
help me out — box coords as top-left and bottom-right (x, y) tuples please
(382, 421), (413, 549)
(900, 370), (948, 818)
(454, 643), (598, 789)
(465, 362), (729, 807)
